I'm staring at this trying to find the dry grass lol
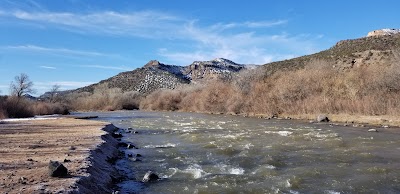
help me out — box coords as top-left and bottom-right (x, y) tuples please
(66, 84), (143, 111)
(139, 53), (400, 118)
(0, 96), (69, 119)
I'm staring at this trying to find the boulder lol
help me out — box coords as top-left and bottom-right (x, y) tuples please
(142, 171), (159, 182)
(112, 132), (123, 138)
(127, 144), (135, 149)
(118, 142), (129, 148)
(48, 161), (68, 177)
(317, 115), (330, 122)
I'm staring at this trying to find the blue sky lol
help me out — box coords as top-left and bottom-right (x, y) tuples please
(0, 0), (399, 95)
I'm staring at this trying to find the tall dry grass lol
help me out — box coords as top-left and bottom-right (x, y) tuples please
(139, 55), (400, 116)
(67, 83), (144, 111)
(0, 96), (69, 118)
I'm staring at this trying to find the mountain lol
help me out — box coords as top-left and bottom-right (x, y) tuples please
(70, 58), (250, 95)
(183, 58), (246, 81)
(262, 29), (400, 75)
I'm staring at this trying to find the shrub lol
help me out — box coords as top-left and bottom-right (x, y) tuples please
(138, 56), (400, 117)
(4, 97), (34, 118)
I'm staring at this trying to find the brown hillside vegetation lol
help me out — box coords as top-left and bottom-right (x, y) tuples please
(66, 83), (144, 111)
(140, 50), (400, 117)
(0, 96), (69, 119)
(65, 33), (400, 121)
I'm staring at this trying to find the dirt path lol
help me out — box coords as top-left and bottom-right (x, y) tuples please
(0, 118), (119, 194)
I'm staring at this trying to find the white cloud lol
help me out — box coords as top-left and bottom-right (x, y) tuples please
(35, 81), (94, 94)
(1, 9), (321, 65)
(79, 65), (131, 71)
(6, 10), (184, 38)
(159, 21), (320, 65)
(39, 65), (56, 69)
(4, 45), (110, 57)
(210, 20), (288, 31)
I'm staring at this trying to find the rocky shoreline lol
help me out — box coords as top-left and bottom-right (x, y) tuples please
(0, 118), (130, 194)
(71, 123), (121, 193)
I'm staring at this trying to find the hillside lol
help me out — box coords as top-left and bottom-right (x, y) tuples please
(262, 32), (400, 75)
(70, 58), (249, 95)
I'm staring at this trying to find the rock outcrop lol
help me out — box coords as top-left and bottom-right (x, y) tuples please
(367, 29), (400, 37)
(183, 58), (245, 81)
(68, 58), (250, 95)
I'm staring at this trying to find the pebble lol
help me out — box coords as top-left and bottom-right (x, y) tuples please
(368, 129), (378, 132)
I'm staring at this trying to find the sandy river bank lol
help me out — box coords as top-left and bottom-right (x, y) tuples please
(0, 118), (120, 193)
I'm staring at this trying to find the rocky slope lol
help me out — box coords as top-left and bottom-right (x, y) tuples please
(183, 58), (246, 81)
(262, 30), (400, 75)
(70, 58), (249, 95)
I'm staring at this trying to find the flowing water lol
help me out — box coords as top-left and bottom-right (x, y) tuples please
(80, 111), (400, 193)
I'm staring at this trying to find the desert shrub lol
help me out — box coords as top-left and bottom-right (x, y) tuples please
(140, 89), (183, 111)
(67, 84), (145, 111)
(140, 56), (400, 116)
(117, 91), (143, 110)
(4, 97), (34, 118)
(67, 84), (122, 111)
(31, 102), (69, 115)
(0, 96), (7, 119)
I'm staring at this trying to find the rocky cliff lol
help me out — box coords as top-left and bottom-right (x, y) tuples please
(367, 29), (400, 37)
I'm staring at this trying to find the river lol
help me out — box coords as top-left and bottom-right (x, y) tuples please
(78, 111), (400, 193)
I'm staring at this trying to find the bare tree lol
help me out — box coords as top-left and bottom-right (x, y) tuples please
(48, 84), (61, 103)
(10, 73), (35, 98)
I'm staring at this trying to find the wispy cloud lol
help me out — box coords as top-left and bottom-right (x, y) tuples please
(39, 65), (56, 69)
(4, 44), (110, 57)
(159, 21), (320, 65)
(0, 9), (322, 65)
(35, 81), (94, 94)
(79, 65), (132, 71)
(4, 10), (184, 38)
(209, 20), (288, 31)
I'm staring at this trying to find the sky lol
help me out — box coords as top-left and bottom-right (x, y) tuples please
(0, 0), (399, 95)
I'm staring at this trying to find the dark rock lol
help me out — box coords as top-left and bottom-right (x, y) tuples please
(63, 159), (71, 163)
(136, 154), (142, 157)
(69, 146), (76, 150)
(27, 158), (34, 162)
(48, 161), (68, 177)
(142, 171), (159, 182)
(127, 153), (133, 158)
(106, 156), (118, 164)
(19, 177), (27, 184)
(127, 144), (135, 149)
(112, 133), (123, 138)
(118, 142), (128, 148)
(317, 115), (330, 122)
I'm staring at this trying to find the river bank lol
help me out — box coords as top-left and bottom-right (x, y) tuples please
(177, 110), (400, 127)
(0, 117), (120, 193)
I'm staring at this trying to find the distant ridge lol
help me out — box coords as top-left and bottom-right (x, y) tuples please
(68, 58), (251, 95)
